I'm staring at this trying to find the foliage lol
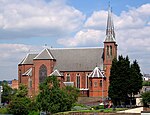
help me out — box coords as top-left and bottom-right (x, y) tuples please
(143, 81), (150, 86)
(63, 86), (80, 105)
(92, 105), (104, 110)
(28, 111), (39, 115)
(141, 91), (150, 107)
(7, 84), (32, 115)
(128, 60), (143, 95)
(1, 82), (14, 104)
(15, 84), (28, 97)
(71, 106), (88, 111)
(8, 97), (31, 115)
(54, 108), (127, 114)
(109, 56), (130, 105)
(36, 75), (79, 114)
(72, 103), (87, 108)
(0, 108), (8, 114)
(108, 55), (143, 106)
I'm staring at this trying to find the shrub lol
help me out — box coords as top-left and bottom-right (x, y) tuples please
(28, 111), (39, 115)
(71, 106), (88, 111)
(92, 105), (104, 110)
(0, 108), (8, 114)
(141, 91), (150, 107)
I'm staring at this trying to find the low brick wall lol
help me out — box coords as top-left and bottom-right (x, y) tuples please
(57, 112), (140, 115)
(143, 107), (150, 111)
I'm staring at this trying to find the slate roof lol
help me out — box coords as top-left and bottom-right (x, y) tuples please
(19, 47), (104, 72)
(88, 67), (105, 78)
(105, 4), (116, 42)
(49, 47), (104, 71)
(49, 69), (63, 76)
(20, 54), (37, 64)
(34, 48), (54, 60)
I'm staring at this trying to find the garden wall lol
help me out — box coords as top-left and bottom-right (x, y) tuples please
(57, 112), (140, 115)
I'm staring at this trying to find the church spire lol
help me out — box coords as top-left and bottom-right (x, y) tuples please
(105, 4), (115, 42)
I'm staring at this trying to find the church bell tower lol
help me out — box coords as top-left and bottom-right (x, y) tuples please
(104, 5), (117, 95)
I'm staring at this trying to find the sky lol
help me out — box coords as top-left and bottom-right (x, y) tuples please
(0, 0), (150, 80)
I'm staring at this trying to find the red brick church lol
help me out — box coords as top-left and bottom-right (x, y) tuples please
(18, 7), (117, 98)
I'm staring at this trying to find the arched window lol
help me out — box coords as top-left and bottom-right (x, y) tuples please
(94, 82), (98, 87)
(39, 64), (47, 83)
(100, 80), (102, 87)
(90, 80), (92, 87)
(86, 73), (90, 88)
(28, 78), (32, 89)
(110, 46), (112, 56)
(76, 73), (80, 88)
(19, 70), (22, 83)
(107, 45), (109, 56)
(66, 73), (70, 82)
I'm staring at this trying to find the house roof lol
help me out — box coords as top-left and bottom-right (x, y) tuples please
(22, 68), (32, 76)
(19, 47), (104, 72)
(34, 48), (54, 60)
(49, 47), (104, 71)
(88, 67), (105, 78)
(20, 54), (37, 64)
(49, 69), (63, 76)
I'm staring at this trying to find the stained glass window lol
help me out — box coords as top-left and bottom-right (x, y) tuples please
(39, 64), (47, 83)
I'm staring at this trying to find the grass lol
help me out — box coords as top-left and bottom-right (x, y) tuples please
(54, 108), (128, 115)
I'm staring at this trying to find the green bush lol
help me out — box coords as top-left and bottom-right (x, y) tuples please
(71, 106), (88, 111)
(141, 91), (150, 107)
(28, 111), (39, 115)
(92, 105), (104, 110)
(143, 81), (150, 86)
(72, 103), (87, 107)
(0, 108), (8, 114)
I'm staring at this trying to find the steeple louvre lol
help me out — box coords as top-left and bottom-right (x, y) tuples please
(105, 5), (115, 42)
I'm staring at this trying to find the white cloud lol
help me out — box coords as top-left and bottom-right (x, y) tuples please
(58, 29), (105, 47)
(0, 0), (85, 39)
(84, 10), (107, 29)
(58, 3), (150, 73)
(0, 2), (150, 80)
(0, 43), (41, 80)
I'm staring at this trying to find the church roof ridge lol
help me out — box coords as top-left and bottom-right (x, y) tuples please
(88, 67), (105, 78)
(49, 69), (63, 76)
(34, 48), (54, 60)
(48, 47), (103, 50)
(20, 53), (37, 64)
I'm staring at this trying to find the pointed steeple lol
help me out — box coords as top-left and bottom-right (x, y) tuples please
(105, 4), (115, 42)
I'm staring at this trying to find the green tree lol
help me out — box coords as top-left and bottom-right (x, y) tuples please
(109, 55), (142, 107)
(1, 82), (14, 104)
(64, 86), (79, 104)
(8, 84), (31, 115)
(141, 91), (150, 107)
(128, 60), (143, 106)
(109, 56), (130, 106)
(36, 75), (79, 114)
(108, 58), (119, 106)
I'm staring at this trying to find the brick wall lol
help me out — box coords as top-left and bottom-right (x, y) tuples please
(56, 112), (140, 115)
(12, 79), (18, 89)
(143, 107), (150, 111)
